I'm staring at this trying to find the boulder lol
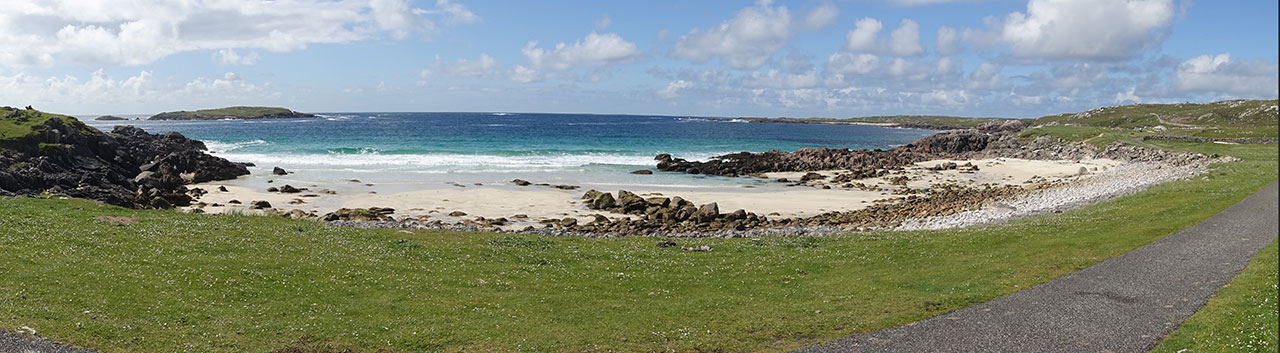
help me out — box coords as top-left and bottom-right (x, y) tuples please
(279, 184), (302, 193)
(249, 200), (271, 209)
(630, 169), (653, 175)
(512, 179), (532, 186)
(615, 190), (647, 213)
(272, 166), (288, 175)
(693, 202), (719, 222)
(588, 192), (616, 210)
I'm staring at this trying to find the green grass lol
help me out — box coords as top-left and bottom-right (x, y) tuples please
(1032, 99), (1278, 135)
(1151, 240), (1278, 353)
(1, 142), (1275, 352)
(0, 107), (88, 140)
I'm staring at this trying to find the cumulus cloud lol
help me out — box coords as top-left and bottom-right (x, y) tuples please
(0, 70), (277, 112)
(844, 18), (883, 52)
(657, 80), (693, 99)
(0, 0), (479, 68)
(522, 32), (642, 71)
(803, 3), (840, 31)
(994, 0), (1175, 61)
(826, 53), (880, 75)
(212, 49), (260, 66)
(844, 18), (924, 56)
(671, 1), (837, 69)
(1175, 53), (1280, 97)
(936, 26), (960, 55)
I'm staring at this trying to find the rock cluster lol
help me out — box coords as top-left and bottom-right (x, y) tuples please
(654, 129), (1012, 177)
(322, 207), (396, 221)
(0, 113), (249, 208)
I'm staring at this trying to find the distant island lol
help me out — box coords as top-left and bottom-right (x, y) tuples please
(95, 115), (128, 121)
(149, 106), (316, 120)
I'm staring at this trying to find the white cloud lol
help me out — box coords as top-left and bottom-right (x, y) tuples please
(428, 53), (501, 78)
(936, 26), (960, 55)
(671, 1), (834, 69)
(595, 15), (612, 30)
(888, 19), (925, 56)
(826, 53), (880, 75)
(844, 18), (883, 52)
(0, 70), (277, 112)
(803, 3), (840, 31)
(421, 0), (481, 25)
(1175, 53), (1279, 97)
(212, 48), (260, 66)
(844, 18), (924, 56)
(0, 0), (479, 68)
(743, 69), (820, 89)
(996, 0), (1174, 60)
(657, 80), (693, 99)
(522, 32), (642, 71)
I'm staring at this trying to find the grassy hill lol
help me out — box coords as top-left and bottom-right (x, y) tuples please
(0, 106), (95, 151)
(149, 106), (314, 120)
(1029, 99), (1278, 139)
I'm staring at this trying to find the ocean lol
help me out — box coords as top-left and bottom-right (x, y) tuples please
(83, 112), (937, 193)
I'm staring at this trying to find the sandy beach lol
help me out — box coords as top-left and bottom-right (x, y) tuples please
(186, 158), (1131, 229)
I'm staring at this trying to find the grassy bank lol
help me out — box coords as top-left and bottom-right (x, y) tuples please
(1152, 240), (1279, 353)
(1, 142), (1276, 352)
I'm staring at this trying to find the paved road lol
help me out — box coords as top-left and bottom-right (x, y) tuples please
(798, 181), (1279, 353)
(0, 329), (99, 353)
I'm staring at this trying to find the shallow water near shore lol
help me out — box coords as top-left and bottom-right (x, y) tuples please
(84, 112), (938, 192)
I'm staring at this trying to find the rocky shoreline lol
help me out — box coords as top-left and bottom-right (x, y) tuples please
(2, 107), (1229, 237)
(252, 119), (1223, 237)
(0, 107), (250, 208)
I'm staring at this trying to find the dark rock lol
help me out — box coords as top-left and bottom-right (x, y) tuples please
(217, 185), (228, 192)
(553, 185), (579, 190)
(279, 184), (302, 193)
(615, 190), (647, 213)
(249, 200), (271, 209)
(582, 189), (602, 200)
(657, 240), (677, 248)
(693, 202), (719, 222)
(630, 169), (653, 175)
(588, 192), (616, 210)
(0, 111), (248, 209)
(449, 211), (467, 217)
(323, 207), (395, 221)
(512, 179), (532, 186)
(267, 187), (279, 192)
(272, 166), (288, 175)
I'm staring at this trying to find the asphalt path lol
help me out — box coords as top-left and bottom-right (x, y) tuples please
(797, 181), (1278, 353)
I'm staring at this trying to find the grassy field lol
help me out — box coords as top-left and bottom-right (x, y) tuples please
(1152, 240), (1279, 353)
(1, 140), (1275, 352)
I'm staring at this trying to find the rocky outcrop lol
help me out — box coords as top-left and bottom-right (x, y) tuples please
(323, 207), (395, 221)
(95, 115), (128, 121)
(0, 109), (250, 208)
(653, 129), (1056, 178)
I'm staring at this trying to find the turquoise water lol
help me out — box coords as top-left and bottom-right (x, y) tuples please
(84, 112), (936, 190)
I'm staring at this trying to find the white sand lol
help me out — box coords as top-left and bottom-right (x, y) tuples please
(188, 158), (1124, 224)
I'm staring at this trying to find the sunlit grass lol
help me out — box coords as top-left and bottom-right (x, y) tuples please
(0, 142), (1275, 352)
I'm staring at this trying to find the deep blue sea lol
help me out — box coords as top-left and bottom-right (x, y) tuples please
(83, 113), (937, 191)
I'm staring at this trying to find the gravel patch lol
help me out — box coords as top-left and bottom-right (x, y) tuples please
(895, 159), (1222, 231)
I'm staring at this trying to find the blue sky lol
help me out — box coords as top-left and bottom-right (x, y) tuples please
(1, 0), (1276, 118)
